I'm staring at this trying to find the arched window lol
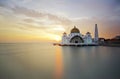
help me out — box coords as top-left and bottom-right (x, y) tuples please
(70, 36), (84, 43)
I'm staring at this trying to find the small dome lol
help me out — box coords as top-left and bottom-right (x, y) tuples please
(71, 26), (80, 33)
(86, 32), (91, 34)
(63, 32), (67, 35)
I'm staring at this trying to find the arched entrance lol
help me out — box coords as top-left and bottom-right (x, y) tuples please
(70, 36), (84, 43)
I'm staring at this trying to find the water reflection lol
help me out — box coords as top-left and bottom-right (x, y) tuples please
(55, 47), (63, 79)
(0, 43), (55, 79)
(60, 46), (120, 79)
(0, 43), (120, 79)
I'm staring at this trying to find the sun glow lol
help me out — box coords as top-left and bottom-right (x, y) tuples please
(45, 33), (61, 42)
(54, 35), (61, 41)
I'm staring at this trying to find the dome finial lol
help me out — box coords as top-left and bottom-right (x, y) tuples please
(74, 26), (76, 28)
(71, 26), (80, 33)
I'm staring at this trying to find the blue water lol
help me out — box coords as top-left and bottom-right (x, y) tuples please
(0, 43), (120, 79)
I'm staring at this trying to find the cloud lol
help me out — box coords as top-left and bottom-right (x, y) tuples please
(0, 0), (15, 9)
(1, 5), (72, 34)
(23, 18), (35, 23)
(11, 6), (45, 18)
(11, 6), (72, 25)
(0, 0), (119, 39)
(0, 1), (71, 34)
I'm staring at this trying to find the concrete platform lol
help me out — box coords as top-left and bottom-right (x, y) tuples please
(53, 43), (99, 46)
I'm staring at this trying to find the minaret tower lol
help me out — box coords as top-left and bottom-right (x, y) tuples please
(61, 32), (67, 44)
(94, 24), (99, 43)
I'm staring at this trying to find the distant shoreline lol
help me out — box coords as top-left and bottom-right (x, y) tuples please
(100, 44), (120, 47)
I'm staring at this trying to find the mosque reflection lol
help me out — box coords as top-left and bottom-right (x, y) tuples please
(55, 46), (92, 79)
(55, 46), (102, 79)
(61, 47), (87, 79)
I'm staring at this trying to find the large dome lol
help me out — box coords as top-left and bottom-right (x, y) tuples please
(71, 26), (80, 33)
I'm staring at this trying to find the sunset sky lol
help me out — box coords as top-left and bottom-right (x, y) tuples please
(0, 0), (120, 42)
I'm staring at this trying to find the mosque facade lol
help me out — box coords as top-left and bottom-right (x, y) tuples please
(61, 24), (99, 46)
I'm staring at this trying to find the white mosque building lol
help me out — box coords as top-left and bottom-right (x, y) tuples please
(60, 24), (99, 46)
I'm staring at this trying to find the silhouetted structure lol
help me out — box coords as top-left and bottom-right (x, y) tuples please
(59, 24), (99, 46)
(94, 24), (99, 43)
(103, 35), (120, 46)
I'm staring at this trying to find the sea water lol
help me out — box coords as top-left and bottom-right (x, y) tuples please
(0, 43), (120, 79)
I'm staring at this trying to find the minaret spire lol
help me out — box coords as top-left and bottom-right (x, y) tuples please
(94, 24), (99, 43)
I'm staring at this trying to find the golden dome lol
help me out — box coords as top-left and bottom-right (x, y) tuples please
(86, 32), (91, 34)
(71, 26), (80, 33)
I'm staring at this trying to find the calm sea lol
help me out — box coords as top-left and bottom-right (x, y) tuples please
(0, 43), (120, 79)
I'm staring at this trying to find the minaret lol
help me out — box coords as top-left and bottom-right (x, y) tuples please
(94, 24), (99, 43)
(62, 32), (67, 44)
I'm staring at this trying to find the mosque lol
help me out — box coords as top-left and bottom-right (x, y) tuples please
(60, 24), (99, 46)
